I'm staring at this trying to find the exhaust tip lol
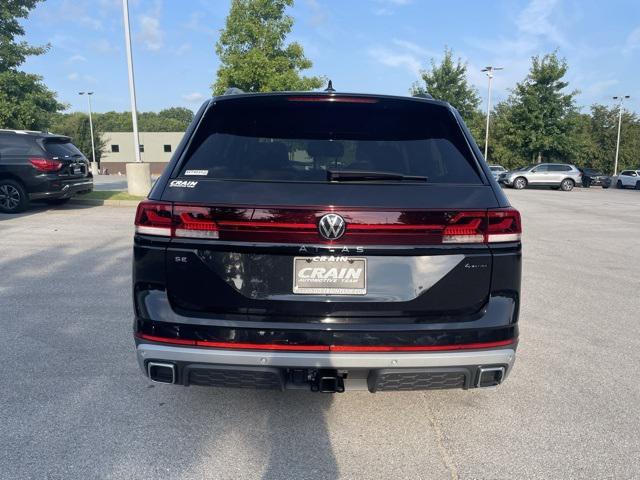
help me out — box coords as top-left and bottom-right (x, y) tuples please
(147, 362), (176, 384)
(477, 366), (505, 388)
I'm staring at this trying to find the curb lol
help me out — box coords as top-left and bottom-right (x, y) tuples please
(69, 198), (142, 207)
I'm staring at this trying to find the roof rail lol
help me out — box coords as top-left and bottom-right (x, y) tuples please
(412, 92), (434, 99)
(0, 128), (47, 135)
(223, 87), (245, 96)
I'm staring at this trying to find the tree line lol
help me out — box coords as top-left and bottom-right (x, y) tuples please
(47, 108), (194, 163)
(1, 0), (637, 173)
(411, 48), (639, 173)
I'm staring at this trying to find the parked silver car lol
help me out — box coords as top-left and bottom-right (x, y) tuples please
(499, 163), (582, 191)
(489, 165), (507, 180)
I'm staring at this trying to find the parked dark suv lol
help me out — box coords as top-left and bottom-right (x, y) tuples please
(0, 130), (93, 213)
(133, 91), (522, 392)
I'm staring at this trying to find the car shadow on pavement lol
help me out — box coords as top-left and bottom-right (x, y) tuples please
(0, 201), (100, 221)
(0, 233), (340, 480)
(171, 387), (340, 479)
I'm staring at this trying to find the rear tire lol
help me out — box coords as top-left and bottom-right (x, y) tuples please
(635, 181), (640, 190)
(513, 177), (527, 190)
(560, 179), (574, 191)
(0, 179), (29, 213)
(44, 197), (71, 205)
(617, 180), (623, 189)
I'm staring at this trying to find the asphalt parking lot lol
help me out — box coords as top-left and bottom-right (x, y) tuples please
(1, 187), (639, 479)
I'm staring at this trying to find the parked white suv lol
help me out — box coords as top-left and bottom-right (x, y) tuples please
(616, 170), (640, 189)
(499, 163), (582, 191)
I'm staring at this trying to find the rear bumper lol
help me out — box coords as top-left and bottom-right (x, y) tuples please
(29, 178), (93, 200)
(136, 343), (516, 391)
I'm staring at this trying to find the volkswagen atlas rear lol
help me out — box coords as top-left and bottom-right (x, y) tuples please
(133, 91), (522, 392)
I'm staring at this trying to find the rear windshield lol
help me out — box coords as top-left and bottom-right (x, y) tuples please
(178, 96), (483, 184)
(44, 140), (83, 159)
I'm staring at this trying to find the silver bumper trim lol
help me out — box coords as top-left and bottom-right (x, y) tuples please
(137, 343), (516, 371)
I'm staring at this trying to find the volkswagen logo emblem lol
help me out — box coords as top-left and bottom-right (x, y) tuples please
(318, 213), (346, 240)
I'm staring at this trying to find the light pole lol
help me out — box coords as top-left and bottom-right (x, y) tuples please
(78, 91), (98, 175)
(612, 95), (630, 177)
(122, 0), (141, 164)
(481, 66), (503, 162)
(121, 0), (151, 196)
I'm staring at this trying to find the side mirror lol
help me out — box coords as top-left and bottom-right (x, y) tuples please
(531, 169), (537, 173)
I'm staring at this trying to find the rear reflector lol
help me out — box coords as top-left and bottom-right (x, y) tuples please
(136, 333), (515, 352)
(134, 201), (521, 245)
(30, 157), (62, 172)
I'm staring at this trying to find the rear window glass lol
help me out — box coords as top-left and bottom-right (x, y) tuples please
(178, 97), (482, 184)
(0, 135), (42, 157)
(44, 140), (83, 159)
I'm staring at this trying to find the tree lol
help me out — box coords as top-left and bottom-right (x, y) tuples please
(585, 104), (640, 173)
(498, 52), (578, 164)
(0, 0), (65, 129)
(212, 0), (324, 94)
(411, 47), (481, 122)
(92, 109), (194, 132)
(49, 112), (106, 163)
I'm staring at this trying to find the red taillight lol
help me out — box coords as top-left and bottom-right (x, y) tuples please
(442, 211), (485, 244)
(134, 200), (173, 236)
(173, 205), (219, 239)
(486, 208), (521, 243)
(30, 157), (62, 172)
(134, 202), (521, 244)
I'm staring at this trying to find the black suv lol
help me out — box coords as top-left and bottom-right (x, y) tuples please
(579, 168), (611, 188)
(0, 130), (93, 213)
(133, 91), (522, 393)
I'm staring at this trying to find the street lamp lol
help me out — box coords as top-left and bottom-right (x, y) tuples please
(612, 95), (630, 177)
(481, 66), (503, 162)
(122, 0), (141, 164)
(78, 91), (98, 175)
(120, 0), (151, 196)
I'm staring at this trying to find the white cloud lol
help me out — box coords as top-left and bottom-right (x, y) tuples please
(367, 38), (436, 76)
(183, 11), (217, 36)
(67, 72), (97, 84)
(625, 26), (640, 52)
(182, 92), (206, 103)
(368, 47), (422, 75)
(306, 0), (326, 27)
(372, 0), (412, 15)
(66, 54), (87, 64)
(173, 43), (191, 55)
(391, 39), (429, 56)
(139, 1), (164, 51)
(516, 0), (566, 47)
(92, 38), (118, 53)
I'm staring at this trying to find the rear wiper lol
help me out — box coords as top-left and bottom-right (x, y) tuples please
(327, 170), (428, 182)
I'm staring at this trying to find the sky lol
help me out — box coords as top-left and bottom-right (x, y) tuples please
(20, 0), (640, 114)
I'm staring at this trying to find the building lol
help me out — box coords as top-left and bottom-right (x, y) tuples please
(99, 131), (185, 175)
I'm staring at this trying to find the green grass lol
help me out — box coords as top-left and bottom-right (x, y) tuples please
(82, 190), (145, 201)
